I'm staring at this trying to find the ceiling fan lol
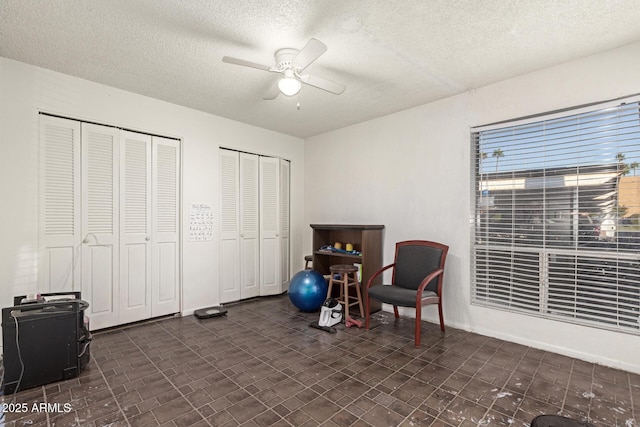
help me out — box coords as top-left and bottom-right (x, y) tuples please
(222, 38), (345, 100)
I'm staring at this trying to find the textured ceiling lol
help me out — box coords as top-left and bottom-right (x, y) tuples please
(2, 0), (640, 138)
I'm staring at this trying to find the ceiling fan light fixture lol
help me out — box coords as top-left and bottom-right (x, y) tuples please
(278, 76), (301, 96)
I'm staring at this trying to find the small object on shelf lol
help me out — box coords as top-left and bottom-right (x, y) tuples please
(334, 242), (342, 250)
(345, 243), (353, 252)
(319, 245), (362, 256)
(353, 263), (362, 281)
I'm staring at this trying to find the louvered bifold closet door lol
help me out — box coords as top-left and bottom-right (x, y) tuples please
(119, 131), (152, 323)
(219, 149), (241, 303)
(240, 153), (260, 299)
(280, 160), (291, 290)
(81, 123), (120, 330)
(259, 156), (281, 296)
(152, 136), (180, 317)
(38, 115), (81, 293)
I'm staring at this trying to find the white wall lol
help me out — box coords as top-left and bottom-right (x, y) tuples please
(304, 41), (640, 374)
(0, 57), (304, 323)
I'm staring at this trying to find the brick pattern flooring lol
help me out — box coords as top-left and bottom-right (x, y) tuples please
(2, 294), (638, 426)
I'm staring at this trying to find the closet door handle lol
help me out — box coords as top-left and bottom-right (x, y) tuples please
(145, 237), (151, 242)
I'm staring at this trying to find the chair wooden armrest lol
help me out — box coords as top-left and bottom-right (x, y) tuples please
(365, 263), (395, 289)
(415, 268), (444, 306)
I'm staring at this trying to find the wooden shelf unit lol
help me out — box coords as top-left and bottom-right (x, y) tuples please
(311, 224), (384, 312)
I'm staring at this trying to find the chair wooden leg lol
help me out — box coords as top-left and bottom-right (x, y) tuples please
(415, 305), (422, 347)
(438, 301), (445, 332)
(393, 306), (399, 319)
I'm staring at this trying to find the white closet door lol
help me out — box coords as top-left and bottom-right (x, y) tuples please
(219, 149), (240, 303)
(152, 136), (180, 317)
(38, 115), (81, 293)
(81, 123), (120, 330)
(280, 159), (291, 291)
(119, 131), (152, 323)
(240, 153), (260, 299)
(259, 156), (281, 296)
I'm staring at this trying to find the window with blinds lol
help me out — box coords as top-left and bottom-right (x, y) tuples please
(471, 99), (640, 334)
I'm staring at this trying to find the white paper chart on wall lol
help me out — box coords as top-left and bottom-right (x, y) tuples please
(189, 203), (213, 241)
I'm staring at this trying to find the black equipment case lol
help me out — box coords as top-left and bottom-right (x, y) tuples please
(2, 292), (91, 394)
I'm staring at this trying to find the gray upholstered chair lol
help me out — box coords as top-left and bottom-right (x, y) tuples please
(364, 240), (449, 347)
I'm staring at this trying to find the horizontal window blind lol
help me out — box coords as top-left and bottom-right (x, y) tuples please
(472, 100), (640, 333)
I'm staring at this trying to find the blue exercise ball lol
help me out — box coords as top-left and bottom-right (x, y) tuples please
(288, 270), (328, 312)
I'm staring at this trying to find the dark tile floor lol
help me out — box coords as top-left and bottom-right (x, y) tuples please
(2, 294), (639, 427)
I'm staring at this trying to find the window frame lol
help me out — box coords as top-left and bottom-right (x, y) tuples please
(470, 96), (640, 334)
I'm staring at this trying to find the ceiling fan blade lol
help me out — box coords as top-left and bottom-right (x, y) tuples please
(222, 56), (271, 71)
(302, 74), (345, 95)
(292, 38), (327, 71)
(262, 81), (280, 100)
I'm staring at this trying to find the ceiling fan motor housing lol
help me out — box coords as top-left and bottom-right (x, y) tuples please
(274, 48), (300, 71)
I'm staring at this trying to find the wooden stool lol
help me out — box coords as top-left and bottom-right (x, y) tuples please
(304, 255), (313, 269)
(327, 264), (364, 321)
